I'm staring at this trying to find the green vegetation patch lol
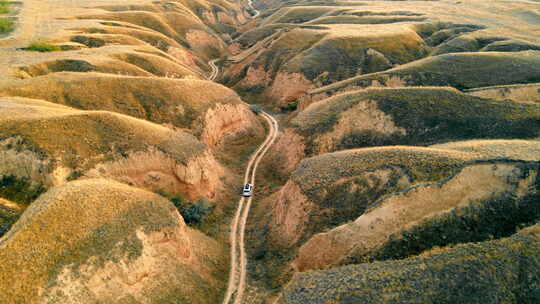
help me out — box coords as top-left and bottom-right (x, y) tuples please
(0, 0), (10, 14)
(170, 196), (214, 226)
(0, 198), (22, 238)
(24, 41), (61, 52)
(0, 17), (13, 33)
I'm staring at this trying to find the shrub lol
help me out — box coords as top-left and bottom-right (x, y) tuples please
(170, 197), (213, 225)
(0, 175), (46, 204)
(280, 100), (298, 112)
(25, 41), (61, 52)
(0, 18), (13, 33)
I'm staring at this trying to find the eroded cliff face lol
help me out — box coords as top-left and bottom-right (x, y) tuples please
(199, 103), (264, 147)
(86, 150), (225, 200)
(267, 128), (306, 177)
(268, 165), (412, 250)
(312, 99), (406, 154)
(269, 180), (314, 248)
(293, 161), (539, 272)
(268, 72), (315, 107)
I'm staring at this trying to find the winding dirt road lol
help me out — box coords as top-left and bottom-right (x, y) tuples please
(208, 59), (219, 81)
(247, 0), (260, 18)
(222, 112), (279, 304)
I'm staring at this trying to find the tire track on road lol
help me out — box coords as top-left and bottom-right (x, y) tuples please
(222, 112), (278, 304)
(208, 59), (219, 81)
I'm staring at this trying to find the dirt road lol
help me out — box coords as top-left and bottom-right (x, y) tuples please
(247, 0), (260, 18)
(208, 59), (219, 81)
(222, 112), (278, 304)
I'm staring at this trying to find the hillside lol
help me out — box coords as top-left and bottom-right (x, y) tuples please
(311, 50), (540, 96)
(280, 224), (540, 304)
(0, 97), (224, 202)
(0, 179), (227, 303)
(0, 72), (263, 146)
(268, 87), (540, 175)
(249, 142), (540, 289)
(222, 0), (540, 107)
(294, 158), (539, 271)
(0, 198), (23, 237)
(1, 0), (539, 303)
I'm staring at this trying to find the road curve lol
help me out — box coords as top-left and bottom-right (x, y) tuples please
(247, 0), (260, 18)
(222, 112), (279, 304)
(208, 59), (220, 81)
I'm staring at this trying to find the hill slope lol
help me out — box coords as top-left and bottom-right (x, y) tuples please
(0, 97), (224, 202)
(280, 224), (540, 304)
(0, 179), (227, 304)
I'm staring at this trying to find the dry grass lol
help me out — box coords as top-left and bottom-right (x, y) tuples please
(261, 6), (338, 25)
(312, 50), (540, 94)
(0, 72), (242, 128)
(431, 139), (540, 161)
(291, 146), (475, 201)
(292, 87), (540, 156)
(12, 43), (201, 80)
(0, 97), (232, 202)
(294, 159), (539, 271)
(235, 0), (540, 109)
(467, 83), (540, 104)
(0, 179), (227, 303)
(0, 97), (206, 174)
(78, 5), (228, 59)
(282, 223), (540, 303)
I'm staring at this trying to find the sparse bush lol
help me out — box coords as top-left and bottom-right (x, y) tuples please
(280, 100), (298, 112)
(170, 196), (214, 225)
(25, 40), (61, 52)
(0, 175), (46, 204)
(0, 139), (51, 204)
(0, 17), (13, 33)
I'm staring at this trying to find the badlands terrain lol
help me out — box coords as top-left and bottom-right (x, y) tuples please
(0, 0), (539, 303)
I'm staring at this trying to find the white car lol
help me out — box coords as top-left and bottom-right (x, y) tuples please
(242, 183), (253, 197)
